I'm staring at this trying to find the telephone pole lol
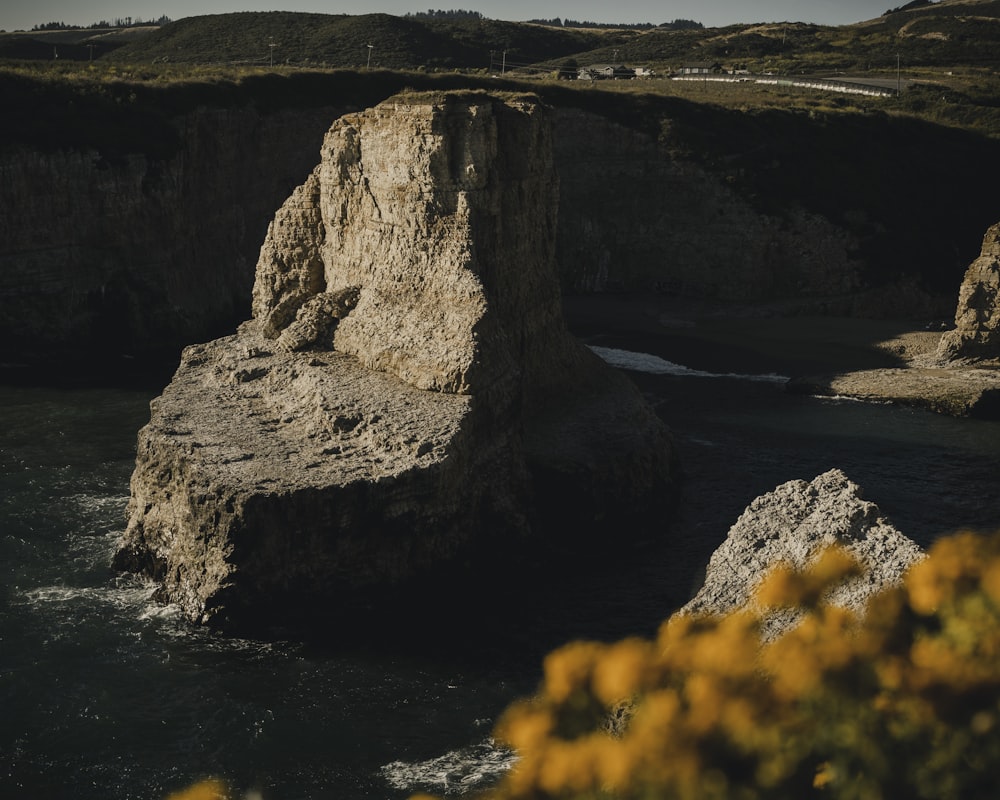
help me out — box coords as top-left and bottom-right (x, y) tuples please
(366, 43), (374, 69)
(269, 40), (276, 67)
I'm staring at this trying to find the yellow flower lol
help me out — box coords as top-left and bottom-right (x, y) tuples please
(166, 780), (230, 800)
(591, 637), (654, 706)
(542, 641), (604, 702)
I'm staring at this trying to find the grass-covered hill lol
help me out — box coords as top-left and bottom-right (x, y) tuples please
(3, 0), (999, 74)
(77, 12), (623, 71)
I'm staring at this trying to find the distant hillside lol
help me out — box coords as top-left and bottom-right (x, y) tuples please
(0, 25), (156, 60)
(96, 12), (621, 70)
(2, 2), (998, 73)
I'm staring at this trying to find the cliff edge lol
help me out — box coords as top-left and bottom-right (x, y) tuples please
(113, 92), (678, 628)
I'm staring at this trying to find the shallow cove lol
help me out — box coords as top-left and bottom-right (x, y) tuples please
(3, 302), (1000, 798)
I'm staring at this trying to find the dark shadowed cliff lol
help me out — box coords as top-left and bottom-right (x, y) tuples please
(2, 69), (999, 372)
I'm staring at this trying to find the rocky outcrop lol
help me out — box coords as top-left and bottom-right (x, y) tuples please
(787, 366), (1000, 417)
(937, 221), (1000, 363)
(113, 92), (678, 628)
(786, 222), (1000, 418)
(681, 469), (924, 639)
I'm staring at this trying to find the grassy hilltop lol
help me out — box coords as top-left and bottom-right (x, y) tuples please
(3, 0), (1000, 74)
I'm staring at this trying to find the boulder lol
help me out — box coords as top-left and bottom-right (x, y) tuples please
(680, 469), (923, 639)
(113, 92), (678, 629)
(937, 221), (1000, 363)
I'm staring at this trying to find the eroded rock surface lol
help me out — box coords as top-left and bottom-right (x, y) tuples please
(937, 221), (1000, 363)
(114, 92), (677, 628)
(680, 469), (923, 639)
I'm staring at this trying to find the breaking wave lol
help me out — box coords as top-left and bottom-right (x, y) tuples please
(381, 738), (516, 795)
(590, 345), (788, 383)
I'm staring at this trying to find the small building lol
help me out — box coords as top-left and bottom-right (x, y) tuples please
(678, 61), (719, 75)
(578, 63), (636, 80)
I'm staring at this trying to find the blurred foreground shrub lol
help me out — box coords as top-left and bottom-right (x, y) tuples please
(478, 531), (1000, 800)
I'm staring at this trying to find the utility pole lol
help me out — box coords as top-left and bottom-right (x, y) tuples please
(366, 43), (373, 69)
(896, 51), (901, 95)
(501, 49), (506, 75)
(269, 40), (276, 67)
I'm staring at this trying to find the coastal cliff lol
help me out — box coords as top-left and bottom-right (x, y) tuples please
(113, 92), (677, 628)
(0, 104), (340, 364)
(5, 72), (999, 367)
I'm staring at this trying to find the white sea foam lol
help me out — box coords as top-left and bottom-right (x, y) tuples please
(381, 738), (516, 795)
(20, 578), (157, 612)
(590, 346), (788, 383)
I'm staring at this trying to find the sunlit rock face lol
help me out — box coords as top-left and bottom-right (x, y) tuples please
(114, 92), (678, 629)
(681, 469), (924, 640)
(937, 221), (1000, 363)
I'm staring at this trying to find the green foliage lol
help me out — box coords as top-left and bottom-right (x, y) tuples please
(471, 533), (1000, 800)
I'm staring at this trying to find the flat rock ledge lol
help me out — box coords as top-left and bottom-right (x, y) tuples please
(114, 93), (677, 629)
(786, 221), (1000, 418)
(680, 468), (924, 640)
(786, 364), (1000, 418)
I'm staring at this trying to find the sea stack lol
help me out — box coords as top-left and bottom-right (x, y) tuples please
(113, 92), (677, 628)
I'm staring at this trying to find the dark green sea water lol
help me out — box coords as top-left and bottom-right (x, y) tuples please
(3, 347), (1000, 799)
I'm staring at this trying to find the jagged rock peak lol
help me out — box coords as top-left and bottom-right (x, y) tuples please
(937, 221), (1000, 363)
(680, 469), (923, 639)
(114, 91), (678, 629)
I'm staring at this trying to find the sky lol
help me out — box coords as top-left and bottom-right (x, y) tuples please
(1, 0), (899, 33)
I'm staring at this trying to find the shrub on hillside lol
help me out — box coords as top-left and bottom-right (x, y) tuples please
(478, 531), (1000, 800)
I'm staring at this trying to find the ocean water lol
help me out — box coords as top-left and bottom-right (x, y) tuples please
(3, 345), (1000, 800)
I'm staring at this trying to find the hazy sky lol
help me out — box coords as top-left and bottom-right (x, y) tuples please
(2, 0), (897, 33)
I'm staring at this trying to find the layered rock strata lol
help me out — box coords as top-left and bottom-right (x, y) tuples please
(114, 92), (677, 628)
(681, 469), (924, 640)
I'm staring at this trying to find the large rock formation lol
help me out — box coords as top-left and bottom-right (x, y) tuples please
(937, 221), (1000, 363)
(113, 92), (677, 628)
(681, 469), (924, 639)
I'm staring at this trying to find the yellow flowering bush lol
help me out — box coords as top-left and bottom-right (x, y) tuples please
(482, 531), (1000, 800)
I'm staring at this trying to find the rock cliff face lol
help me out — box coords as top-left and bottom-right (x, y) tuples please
(0, 106), (340, 363)
(681, 469), (924, 639)
(3, 92), (980, 367)
(937, 221), (1000, 363)
(551, 109), (868, 306)
(114, 92), (678, 628)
